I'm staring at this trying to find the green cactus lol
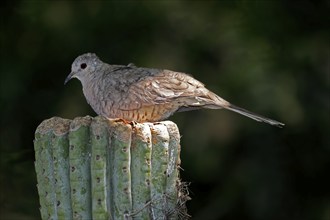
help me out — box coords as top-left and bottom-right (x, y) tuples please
(34, 116), (189, 220)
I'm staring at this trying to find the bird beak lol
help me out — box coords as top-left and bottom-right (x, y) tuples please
(64, 72), (75, 85)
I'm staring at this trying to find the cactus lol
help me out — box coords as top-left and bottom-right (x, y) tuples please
(34, 116), (190, 220)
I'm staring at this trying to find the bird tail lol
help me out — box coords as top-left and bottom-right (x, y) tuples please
(224, 104), (285, 128)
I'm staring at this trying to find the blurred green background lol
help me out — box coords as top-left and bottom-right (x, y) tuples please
(1, 1), (329, 219)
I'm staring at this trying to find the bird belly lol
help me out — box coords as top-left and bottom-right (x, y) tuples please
(106, 104), (175, 122)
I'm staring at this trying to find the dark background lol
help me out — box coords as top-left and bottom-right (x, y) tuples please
(1, 1), (329, 220)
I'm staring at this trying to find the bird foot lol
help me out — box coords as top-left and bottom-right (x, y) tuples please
(113, 118), (138, 127)
(113, 118), (130, 124)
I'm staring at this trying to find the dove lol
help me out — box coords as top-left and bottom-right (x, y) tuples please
(64, 53), (284, 127)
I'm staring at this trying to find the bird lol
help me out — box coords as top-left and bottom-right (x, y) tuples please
(64, 53), (284, 127)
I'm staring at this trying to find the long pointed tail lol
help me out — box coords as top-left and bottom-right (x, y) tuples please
(225, 104), (285, 128)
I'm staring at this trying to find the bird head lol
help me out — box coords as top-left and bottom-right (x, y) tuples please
(64, 53), (101, 85)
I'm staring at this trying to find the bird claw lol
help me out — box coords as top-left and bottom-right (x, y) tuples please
(129, 121), (138, 127)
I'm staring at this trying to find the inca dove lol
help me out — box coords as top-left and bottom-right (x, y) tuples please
(64, 53), (284, 127)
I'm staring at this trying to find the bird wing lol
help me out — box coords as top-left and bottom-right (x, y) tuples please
(119, 69), (224, 111)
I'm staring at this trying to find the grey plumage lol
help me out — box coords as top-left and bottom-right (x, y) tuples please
(64, 53), (284, 127)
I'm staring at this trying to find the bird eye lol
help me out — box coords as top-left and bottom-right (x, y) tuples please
(80, 63), (87, 69)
